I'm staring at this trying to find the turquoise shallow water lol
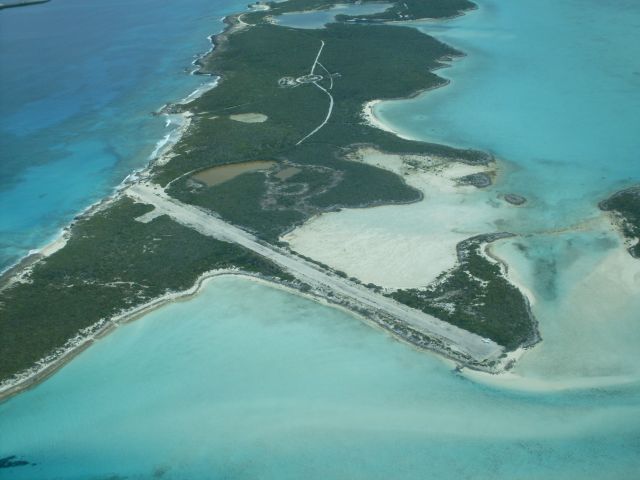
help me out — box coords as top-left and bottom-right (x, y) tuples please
(0, 0), (247, 270)
(1, 277), (639, 479)
(377, 0), (640, 227)
(375, 0), (640, 381)
(2, 1), (640, 477)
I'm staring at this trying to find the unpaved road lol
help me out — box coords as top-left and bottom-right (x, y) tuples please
(127, 184), (504, 362)
(297, 40), (334, 146)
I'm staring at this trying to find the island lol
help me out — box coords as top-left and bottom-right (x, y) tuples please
(600, 185), (640, 259)
(0, 0), (49, 10)
(0, 0), (541, 399)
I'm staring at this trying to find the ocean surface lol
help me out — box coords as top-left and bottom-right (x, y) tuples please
(0, 0), (247, 270)
(2, 0), (640, 478)
(2, 276), (639, 479)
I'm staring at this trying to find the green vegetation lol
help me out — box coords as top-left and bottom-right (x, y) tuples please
(1, 0), (539, 385)
(172, 172), (307, 240)
(390, 235), (538, 350)
(0, 198), (291, 381)
(159, 20), (487, 238)
(600, 185), (640, 258)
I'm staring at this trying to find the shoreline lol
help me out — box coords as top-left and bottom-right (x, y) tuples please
(361, 79), (453, 143)
(0, 268), (302, 402)
(362, 100), (415, 140)
(0, 16), (234, 281)
(0, 12), (246, 398)
(484, 241), (537, 307)
(283, 146), (498, 290)
(462, 361), (639, 392)
(2, 1), (530, 400)
(0, 263), (467, 403)
(0, 268), (241, 402)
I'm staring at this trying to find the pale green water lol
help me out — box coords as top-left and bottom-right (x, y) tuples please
(1, 277), (639, 479)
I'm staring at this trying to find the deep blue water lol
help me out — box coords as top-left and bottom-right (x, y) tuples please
(0, 0), (247, 270)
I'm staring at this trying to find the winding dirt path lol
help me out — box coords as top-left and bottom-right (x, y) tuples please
(297, 41), (334, 145)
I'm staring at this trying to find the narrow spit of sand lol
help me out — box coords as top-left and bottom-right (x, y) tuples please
(362, 100), (416, 141)
(467, 235), (640, 391)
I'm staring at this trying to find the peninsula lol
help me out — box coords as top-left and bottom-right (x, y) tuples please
(0, 0), (540, 399)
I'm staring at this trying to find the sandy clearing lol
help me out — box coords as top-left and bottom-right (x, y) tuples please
(229, 112), (268, 123)
(283, 148), (508, 290)
(274, 166), (301, 181)
(134, 208), (164, 224)
(362, 100), (416, 141)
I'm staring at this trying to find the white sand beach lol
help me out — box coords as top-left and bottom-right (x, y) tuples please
(362, 100), (416, 141)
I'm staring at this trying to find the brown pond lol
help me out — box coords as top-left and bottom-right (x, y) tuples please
(192, 161), (276, 187)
